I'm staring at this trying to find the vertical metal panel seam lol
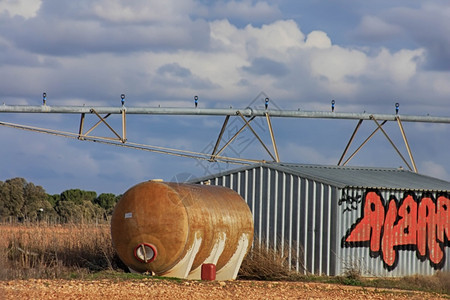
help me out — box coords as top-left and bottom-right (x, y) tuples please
(281, 172), (286, 257)
(327, 185), (332, 276)
(318, 183), (324, 275)
(303, 178), (309, 275)
(266, 168), (271, 250)
(274, 170), (279, 252)
(251, 169), (255, 227)
(229, 173), (233, 190)
(237, 171), (241, 196)
(335, 187), (341, 276)
(258, 166), (263, 246)
(297, 176), (301, 273)
(311, 180), (316, 274)
(288, 174), (293, 270)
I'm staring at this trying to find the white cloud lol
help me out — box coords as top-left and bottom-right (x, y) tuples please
(0, 0), (41, 19)
(92, 0), (196, 24)
(210, 19), (304, 60)
(310, 47), (367, 83)
(305, 31), (332, 49)
(369, 48), (425, 83)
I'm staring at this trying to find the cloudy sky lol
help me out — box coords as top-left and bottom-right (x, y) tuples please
(1, 0), (450, 195)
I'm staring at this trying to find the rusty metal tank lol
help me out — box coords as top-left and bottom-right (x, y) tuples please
(111, 181), (254, 280)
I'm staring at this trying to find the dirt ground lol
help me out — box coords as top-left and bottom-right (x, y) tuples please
(0, 278), (447, 300)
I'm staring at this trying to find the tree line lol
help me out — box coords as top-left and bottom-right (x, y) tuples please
(0, 177), (121, 223)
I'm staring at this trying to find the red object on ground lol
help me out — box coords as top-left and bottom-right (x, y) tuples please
(201, 264), (216, 280)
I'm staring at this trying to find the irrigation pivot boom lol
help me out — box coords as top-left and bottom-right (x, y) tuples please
(2, 101), (450, 172)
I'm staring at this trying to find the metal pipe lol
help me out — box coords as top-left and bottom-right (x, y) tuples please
(265, 113), (280, 162)
(210, 115), (230, 161)
(78, 113), (85, 140)
(1, 104), (450, 123)
(0, 120), (260, 164)
(396, 116), (418, 172)
(122, 109), (127, 143)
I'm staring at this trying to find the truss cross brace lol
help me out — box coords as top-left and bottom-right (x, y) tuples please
(339, 116), (417, 172)
(211, 116), (256, 160)
(77, 109), (126, 143)
(236, 112), (277, 161)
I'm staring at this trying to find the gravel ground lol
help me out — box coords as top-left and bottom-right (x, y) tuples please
(0, 279), (447, 300)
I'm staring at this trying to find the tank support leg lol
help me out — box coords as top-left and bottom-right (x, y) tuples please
(215, 233), (251, 280)
(161, 233), (202, 279)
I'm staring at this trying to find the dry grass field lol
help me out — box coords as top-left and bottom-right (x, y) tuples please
(0, 223), (449, 299)
(0, 222), (116, 279)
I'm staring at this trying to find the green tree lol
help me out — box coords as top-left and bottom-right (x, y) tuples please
(47, 194), (60, 208)
(60, 189), (97, 205)
(0, 178), (57, 221)
(1, 178), (27, 218)
(94, 193), (120, 214)
(55, 200), (83, 223)
(23, 182), (54, 221)
(0, 180), (8, 217)
(55, 189), (107, 223)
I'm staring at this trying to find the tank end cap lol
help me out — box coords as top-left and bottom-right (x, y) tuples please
(134, 243), (157, 263)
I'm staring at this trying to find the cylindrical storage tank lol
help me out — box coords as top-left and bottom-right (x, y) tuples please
(111, 181), (254, 280)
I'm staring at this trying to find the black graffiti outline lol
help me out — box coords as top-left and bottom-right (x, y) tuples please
(338, 191), (362, 212)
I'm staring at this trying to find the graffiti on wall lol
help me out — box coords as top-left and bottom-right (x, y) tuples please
(342, 190), (450, 270)
(338, 191), (362, 212)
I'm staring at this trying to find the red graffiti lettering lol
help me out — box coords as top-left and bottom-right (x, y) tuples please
(344, 192), (450, 270)
(345, 191), (384, 252)
(381, 199), (397, 266)
(417, 197), (442, 263)
(437, 196), (450, 243)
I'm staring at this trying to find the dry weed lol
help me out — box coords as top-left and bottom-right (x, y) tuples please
(238, 239), (302, 281)
(400, 272), (450, 294)
(0, 222), (118, 279)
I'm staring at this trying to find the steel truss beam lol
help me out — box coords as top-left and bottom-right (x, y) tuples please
(2, 103), (450, 169)
(1, 104), (450, 123)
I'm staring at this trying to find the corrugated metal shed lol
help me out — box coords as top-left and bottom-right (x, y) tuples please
(191, 163), (450, 277)
(195, 162), (450, 192)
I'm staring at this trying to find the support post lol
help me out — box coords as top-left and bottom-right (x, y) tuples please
(78, 113), (85, 140)
(210, 115), (230, 161)
(396, 116), (417, 172)
(265, 113), (280, 162)
(121, 109), (127, 143)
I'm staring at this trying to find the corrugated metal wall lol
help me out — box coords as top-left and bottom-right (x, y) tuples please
(201, 166), (339, 276)
(336, 188), (450, 277)
(199, 166), (450, 276)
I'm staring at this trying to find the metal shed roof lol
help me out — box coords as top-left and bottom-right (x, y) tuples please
(194, 162), (450, 192)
